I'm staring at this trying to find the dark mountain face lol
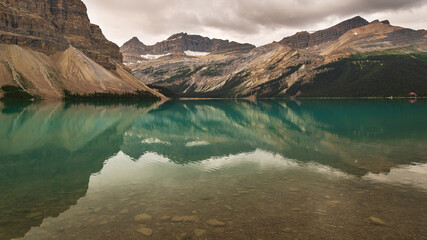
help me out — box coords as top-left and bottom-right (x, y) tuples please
(0, 0), (121, 70)
(280, 16), (370, 49)
(120, 33), (255, 63)
(157, 32), (255, 54)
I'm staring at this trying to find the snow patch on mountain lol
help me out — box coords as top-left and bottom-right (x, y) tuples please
(141, 53), (171, 60)
(184, 50), (210, 57)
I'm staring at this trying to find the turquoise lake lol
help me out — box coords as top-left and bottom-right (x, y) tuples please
(0, 100), (426, 240)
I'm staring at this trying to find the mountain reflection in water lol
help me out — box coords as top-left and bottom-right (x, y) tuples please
(0, 100), (426, 240)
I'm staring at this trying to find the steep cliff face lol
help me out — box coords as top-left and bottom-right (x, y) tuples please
(280, 16), (369, 49)
(0, 0), (121, 70)
(120, 33), (255, 63)
(0, 1), (69, 53)
(0, 0), (164, 100)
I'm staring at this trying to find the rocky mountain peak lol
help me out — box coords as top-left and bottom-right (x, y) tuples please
(331, 16), (369, 30)
(349, 16), (366, 23)
(123, 37), (145, 47)
(129, 37), (143, 43)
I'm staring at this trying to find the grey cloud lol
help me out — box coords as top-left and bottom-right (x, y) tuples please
(82, 0), (427, 46)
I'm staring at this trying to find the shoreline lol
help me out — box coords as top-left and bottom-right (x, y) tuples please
(1, 96), (426, 102)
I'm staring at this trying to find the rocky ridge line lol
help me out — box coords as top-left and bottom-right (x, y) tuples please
(120, 33), (255, 63)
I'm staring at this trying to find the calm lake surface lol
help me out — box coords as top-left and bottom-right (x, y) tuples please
(0, 100), (427, 240)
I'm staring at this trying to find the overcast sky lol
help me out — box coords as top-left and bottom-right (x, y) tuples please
(83, 0), (427, 47)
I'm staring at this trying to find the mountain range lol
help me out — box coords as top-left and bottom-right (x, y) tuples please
(0, 0), (426, 100)
(123, 16), (427, 98)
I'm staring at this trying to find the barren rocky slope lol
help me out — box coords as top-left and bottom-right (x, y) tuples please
(0, 0), (164, 100)
(128, 17), (427, 98)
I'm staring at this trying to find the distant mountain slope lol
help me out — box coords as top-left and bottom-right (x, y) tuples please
(0, 0), (164, 100)
(120, 33), (255, 64)
(286, 53), (427, 97)
(279, 16), (369, 49)
(127, 17), (427, 98)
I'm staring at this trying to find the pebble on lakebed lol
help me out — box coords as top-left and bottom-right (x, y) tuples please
(134, 213), (152, 223)
(171, 215), (199, 222)
(368, 216), (386, 226)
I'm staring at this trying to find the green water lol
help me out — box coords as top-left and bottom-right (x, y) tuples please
(0, 100), (426, 240)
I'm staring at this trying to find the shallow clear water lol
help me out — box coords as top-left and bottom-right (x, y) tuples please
(0, 100), (426, 240)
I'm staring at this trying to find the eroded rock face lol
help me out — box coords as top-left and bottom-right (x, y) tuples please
(280, 16), (369, 49)
(0, 0), (121, 70)
(120, 33), (255, 63)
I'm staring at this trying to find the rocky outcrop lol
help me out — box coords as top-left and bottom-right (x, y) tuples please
(280, 16), (369, 49)
(120, 33), (255, 63)
(0, 0), (121, 70)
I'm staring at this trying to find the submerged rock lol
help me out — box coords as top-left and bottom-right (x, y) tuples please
(206, 219), (225, 227)
(137, 227), (153, 237)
